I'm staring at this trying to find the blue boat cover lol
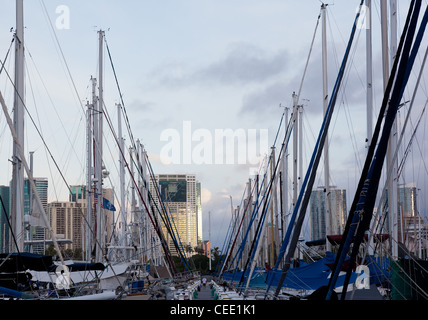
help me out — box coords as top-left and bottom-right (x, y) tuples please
(0, 252), (54, 272)
(222, 267), (264, 282)
(223, 252), (390, 291)
(266, 252), (357, 290)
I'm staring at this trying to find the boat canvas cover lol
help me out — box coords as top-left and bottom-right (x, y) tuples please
(265, 253), (389, 290)
(221, 268), (264, 282)
(0, 252), (54, 272)
(266, 253), (358, 290)
(65, 262), (105, 272)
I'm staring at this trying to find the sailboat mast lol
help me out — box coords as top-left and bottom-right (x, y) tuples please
(366, 0), (373, 147)
(270, 146), (277, 266)
(292, 92), (298, 211)
(94, 29), (105, 262)
(365, 0), (375, 256)
(388, 0), (399, 260)
(86, 97), (93, 261)
(11, 0), (25, 252)
(129, 146), (136, 245)
(117, 103), (127, 252)
(136, 140), (144, 253)
(0, 89), (66, 266)
(381, 0), (399, 259)
(322, 3), (332, 252)
(281, 107), (289, 247)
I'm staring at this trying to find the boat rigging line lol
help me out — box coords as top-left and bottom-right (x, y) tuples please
(268, 0), (365, 299)
(326, 0), (428, 300)
(101, 33), (198, 275)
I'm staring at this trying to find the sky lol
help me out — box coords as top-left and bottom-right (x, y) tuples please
(0, 0), (427, 251)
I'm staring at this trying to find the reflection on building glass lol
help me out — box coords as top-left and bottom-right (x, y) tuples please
(159, 181), (187, 202)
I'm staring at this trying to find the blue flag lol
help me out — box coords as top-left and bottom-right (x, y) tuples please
(102, 197), (116, 211)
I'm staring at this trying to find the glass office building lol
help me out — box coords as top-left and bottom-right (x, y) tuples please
(150, 174), (202, 257)
(309, 186), (347, 241)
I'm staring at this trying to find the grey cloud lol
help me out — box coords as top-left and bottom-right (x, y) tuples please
(240, 81), (290, 116)
(126, 99), (154, 112)
(152, 42), (290, 87)
(196, 43), (289, 85)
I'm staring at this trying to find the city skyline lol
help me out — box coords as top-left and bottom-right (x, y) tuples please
(0, 1), (427, 252)
(0, 173), (426, 260)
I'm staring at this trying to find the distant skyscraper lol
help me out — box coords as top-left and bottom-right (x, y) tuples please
(48, 201), (85, 253)
(309, 186), (347, 241)
(399, 183), (418, 218)
(69, 185), (87, 202)
(24, 178), (48, 254)
(196, 182), (202, 244)
(385, 182), (420, 247)
(149, 174), (202, 257)
(47, 186), (114, 256)
(0, 186), (10, 252)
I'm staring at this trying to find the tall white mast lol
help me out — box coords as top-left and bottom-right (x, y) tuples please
(136, 140), (144, 253)
(94, 30), (105, 262)
(381, 0), (399, 259)
(281, 107), (289, 246)
(117, 104), (127, 249)
(291, 92), (301, 262)
(27, 151), (34, 251)
(298, 105), (303, 197)
(292, 92), (298, 211)
(129, 146), (136, 245)
(270, 146), (278, 266)
(388, 0), (399, 260)
(322, 3), (332, 252)
(86, 94), (93, 261)
(11, 0), (25, 252)
(0, 88), (66, 266)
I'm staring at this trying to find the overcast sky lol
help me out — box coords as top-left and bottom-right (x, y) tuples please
(0, 0), (427, 250)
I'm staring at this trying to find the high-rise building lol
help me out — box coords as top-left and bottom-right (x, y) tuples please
(382, 183), (420, 241)
(24, 178), (48, 254)
(69, 185), (87, 202)
(2, 178), (48, 253)
(398, 183), (427, 257)
(196, 182), (202, 245)
(149, 174), (202, 257)
(379, 183), (427, 258)
(0, 186), (10, 252)
(309, 186), (347, 241)
(399, 183), (418, 218)
(48, 201), (86, 253)
(47, 186), (114, 256)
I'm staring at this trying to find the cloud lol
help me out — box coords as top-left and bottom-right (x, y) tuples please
(195, 43), (289, 85)
(151, 42), (290, 88)
(126, 99), (154, 112)
(201, 187), (212, 204)
(240, 80), (290, 115)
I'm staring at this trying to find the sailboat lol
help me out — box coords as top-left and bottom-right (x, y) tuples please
(215, 1), (364, 299)
(0, 0), (74, 300)
(326, 0), (428, 301)
(215, 0), (428, 301)
(0, 0), (191, 300)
